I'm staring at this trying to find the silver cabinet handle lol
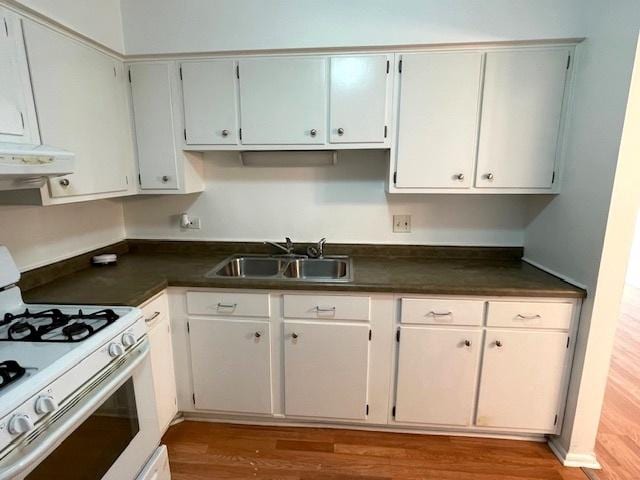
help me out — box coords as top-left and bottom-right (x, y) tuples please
(145, 311), (161, 323)
(216, 302), (237, 309)
(59, 178), (70, 187)
(310, 129), (317, 137)
(486, 173), (494, 180)
(516, 314), (542, 320)
(221, 129), (229, 137)
(337, 127), (345, 136)
(455, 173), (464, 181)
(495, 340), (503, 347)
(426, 311), (452, 317)
(291, 332), (299, 339)
(162, 175), (170, 183)
(254, 332), (261, 338)
(464, 340), (471, 347)
(315, 306), (336, 313)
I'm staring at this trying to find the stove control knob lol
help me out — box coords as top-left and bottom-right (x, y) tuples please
(8, 414), (34, 435)
(108, 342), (125, 358)
(35, 395), (58, 415)
(121, 333), (136, 348)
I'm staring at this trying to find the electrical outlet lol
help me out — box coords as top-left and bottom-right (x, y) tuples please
(186, 217), (201, 229)
(393, 215), (411, 233)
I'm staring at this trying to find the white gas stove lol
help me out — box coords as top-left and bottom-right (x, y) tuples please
(0, 246), (160, 480)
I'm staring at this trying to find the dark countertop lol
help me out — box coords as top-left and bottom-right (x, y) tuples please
(22, 250), (586, 307)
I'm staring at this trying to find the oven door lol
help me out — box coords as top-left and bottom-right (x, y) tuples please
(0, 338), (160, 480)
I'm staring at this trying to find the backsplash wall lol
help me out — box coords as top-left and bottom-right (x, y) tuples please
(123, 151), (530, 246)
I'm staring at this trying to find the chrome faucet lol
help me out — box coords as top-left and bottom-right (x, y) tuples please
(265, 237), (295, 255)
(307, 237), (327, 258)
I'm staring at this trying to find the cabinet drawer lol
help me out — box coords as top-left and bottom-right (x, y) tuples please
(187, 291), (270, 318)
(486, 301), (573, 330)
(400, 298), (484, 326)
(283, 294), (370, 321)
(139, 292), (170, 330)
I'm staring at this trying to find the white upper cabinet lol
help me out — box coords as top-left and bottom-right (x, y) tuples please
(475, 48), (570, 189)
(329, 55), (391, 144)
(23, 21), (134, 200)
(181, 60), (239, 145)
(238, 57), (327, 145)
(394, 52), (483, 189)
(0, 9), (38, 144)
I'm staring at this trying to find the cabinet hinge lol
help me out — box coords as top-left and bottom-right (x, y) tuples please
(137, 174), (141, 185)
(184, 128), (187, 141)
(392, 406), (396, 418)
(398, 59), (403, 73)
(393, 171), (397, 185)
(179, 66), (183, 81)
(552, 171), (556, 184)
(187, 321), (190, 333)
(554, 414), (558, 426)
(566, 336), (570, 348)
(236, 65), (240, 79)
(239, 128), (242, 140)
(128, 69), (132, 83)
(125, 175), (129, 185)
(366, 404), (369, 415)
(369, 329), (372, 341)
(19, 112), (24, 129)
(396, 329), (400, 342)
(566, 54), (571, 70)
(384, 125), (388, 138)
(386, 60), (390, 74)
(192, 393), (196, 404)
(3, 18), (8, 37)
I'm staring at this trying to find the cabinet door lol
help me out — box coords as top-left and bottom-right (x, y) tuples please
(23, 21), (133, 198)
(476, 329), (569, 431)
(394, 52), (482, 189)
(129, 62), (180, 190)
(148, 313), (178, 433)
(181, 60), (239, 145)
(0, 9), (27, 139)
(238, 57), (327, 145)
(395, 327), (482, 426)
(189, 318), (272, 414)
(284, 321), (370, 420)
(329, 55), (389, 143)
(475, 48), (570, 189)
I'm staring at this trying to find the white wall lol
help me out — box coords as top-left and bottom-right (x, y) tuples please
(0, 200), (125, 271)
(9, 0), (125, 52)
(523, 1), (640, 464)
(123, 151), (529, 245)
(120, 0), (586, 55)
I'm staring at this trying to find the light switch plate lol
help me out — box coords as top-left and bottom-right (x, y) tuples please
(393, 215), (411, 233)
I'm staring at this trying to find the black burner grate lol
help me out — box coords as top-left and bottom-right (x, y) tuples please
(0, 360), (25, 390)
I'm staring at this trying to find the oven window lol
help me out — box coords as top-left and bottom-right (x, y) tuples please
(27, 378), (140, 480)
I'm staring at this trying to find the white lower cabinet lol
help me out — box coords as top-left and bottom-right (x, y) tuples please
(284, 321), (370, 420)
(395, 327), (482, 426)
(189, 318), (272, 414)
(475, 329), (570, 432)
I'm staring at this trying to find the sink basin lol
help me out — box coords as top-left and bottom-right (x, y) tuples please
(212, 256), (287, 278)
(206, 255), (352, 282)
(283, 258), (350, 280)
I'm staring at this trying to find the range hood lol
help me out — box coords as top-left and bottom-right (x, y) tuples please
(0, 142), (75, 190)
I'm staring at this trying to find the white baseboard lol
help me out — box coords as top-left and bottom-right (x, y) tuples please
(548, 437), (601, 469)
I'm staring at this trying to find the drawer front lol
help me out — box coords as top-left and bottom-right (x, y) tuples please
(487, 301), (573, 330)
(139, 292), (170, 330)
(187, 291), (271, 318)
(400, 298), (484, 326)
(283, 294), (370, 321)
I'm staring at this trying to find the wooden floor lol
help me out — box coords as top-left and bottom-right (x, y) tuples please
(587, 286), (640, 480)
(163, 421), (587, 479)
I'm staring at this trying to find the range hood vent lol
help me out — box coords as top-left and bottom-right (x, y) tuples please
(0, 142), (75, 190)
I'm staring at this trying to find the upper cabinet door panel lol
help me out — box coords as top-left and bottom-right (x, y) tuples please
(181, 60), (239, 145)
(394, 52), (483, 189)
(475, 48), (570, 189)
(329, 55), (389, 144)
(238, 57), (327, 145)
(129, 62), (179, 190)
(0, 12), (25, 138)
(23, 21), (132, 198)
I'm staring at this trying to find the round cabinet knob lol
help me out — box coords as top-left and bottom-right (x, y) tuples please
(221, 129), (229, 137)
(464, 340), (472, 347)
(254, 332), (261, 338)
(8, 414), (35, 435)
(310, 129), (317, 137)
(456, 173), (465, 181)
(495, 340), (503, 347)
(59, 178), (70, 187)
(161, 175), (170, 183)
(121, 333), (136, 348)
(35, 395), (58, 415)
(337, 127), (345, 136)
(486, 173), (494, 181)
(291, 333), (299, 339)
(108, 343), (125, 358)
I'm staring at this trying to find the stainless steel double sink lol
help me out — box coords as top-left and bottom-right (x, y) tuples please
(206, 255), (352, 282)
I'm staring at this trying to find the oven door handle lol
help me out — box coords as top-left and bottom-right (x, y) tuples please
(0, 339), (150, 480)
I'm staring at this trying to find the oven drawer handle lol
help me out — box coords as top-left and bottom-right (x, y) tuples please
(0, 340), (150, 480)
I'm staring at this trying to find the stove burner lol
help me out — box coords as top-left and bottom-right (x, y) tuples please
(0, 308), (120, 342)
(62, 322), (94, 341)
(0, 360), (25, 390)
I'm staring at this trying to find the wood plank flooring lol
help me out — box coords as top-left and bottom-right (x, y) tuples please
(163, 421), (587, 479)
(587, 286), (640, 480)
